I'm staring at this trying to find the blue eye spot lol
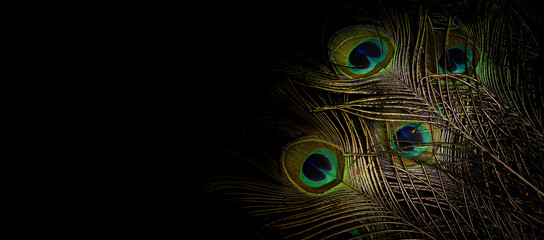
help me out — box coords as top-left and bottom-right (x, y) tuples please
(349, 41), (382, 69)
(346, 38), (388, 75)
(394, 125), (422, 151)
(302, 153), (332, 181)
(299, 148), (339, 188)
(391, 123), (432, 157)
(438, 45), (474, 74)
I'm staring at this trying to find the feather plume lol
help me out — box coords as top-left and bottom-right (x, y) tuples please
(207, 0), (544, 239)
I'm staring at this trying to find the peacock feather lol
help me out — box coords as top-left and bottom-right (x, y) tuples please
(207, 0), (544, 239)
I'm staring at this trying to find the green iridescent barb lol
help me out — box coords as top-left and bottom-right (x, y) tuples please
(209, 0), (544, 239)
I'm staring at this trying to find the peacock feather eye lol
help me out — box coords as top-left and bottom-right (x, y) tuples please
(372, 119), (440, 168)
(300, 148), (338, 188)
(437, 45), (475, 74)
(426, 33), (478, 75)
(281, 138), (345, 194)
(329, 26), (395, 79)
(391, 123), (432, 157)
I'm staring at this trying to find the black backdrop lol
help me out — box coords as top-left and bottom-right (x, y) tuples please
(193, 2), (332, 239)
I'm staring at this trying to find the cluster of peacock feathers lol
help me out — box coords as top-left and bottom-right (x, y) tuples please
(209, 1), (544, 239)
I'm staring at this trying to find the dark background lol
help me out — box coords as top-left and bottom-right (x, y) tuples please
(192, 2), (333, 239)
